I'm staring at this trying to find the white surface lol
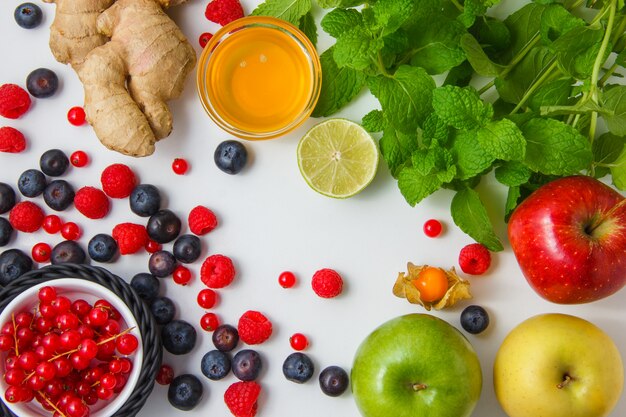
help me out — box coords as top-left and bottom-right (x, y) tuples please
(0, 279), (143, 417)
(0, 1), (625, 417)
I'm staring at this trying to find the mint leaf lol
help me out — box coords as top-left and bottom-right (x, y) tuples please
(593, 132), (625, 165)
(476, 119), (526, 161)
(316, 0), (363, 8)
(398, 166), (442, 206)
(528, 78), (573, 111)
(333, 26), (383, 70)
(473, 16), (510, 51)
(552, 26), (604, 79)
(368, 66), (435, 134)
(362, 110), (384, 132)
(379, 126), (418, 178)
(496, 46), (553, 104)
(539, 3), (584, 44)
(457, 0), (500, 28)
(521, 118), (593, 175)
(495, 161), (532, 186)
(372, 0), (414, 35)
(321, 8), (362, 38)
(502, 3), (547, 60)
(397, 144), (456, 205)
(450, 130), (495, 180)
(312, 47), (367, 117)
(251, 0), (311, 25)
(432, 85), (494, 130)
(407, 18), (467, 75)
(611, 146), (626, 190)
(422, 114), (450, 146)
(504, 186), (522, 222)
(299, 11), (317, 45)
(460, 33), (505, 77)
(444, 61), (474, 87)
(602, 85), (626, 136)
(451, 188), (504, 251)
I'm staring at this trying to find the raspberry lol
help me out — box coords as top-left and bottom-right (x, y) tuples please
(101, 164), (137, 198)
(458, 243), (491, 275)
(0, 127), (26, 153)
(201, 254), (235, 288)
(74, 187), (110, 219)
(311, 268), (343, 298)
(224, 381), (261, 417)
(112, 223), (148, 255)
(0, 84), (31, 119)
(188, 205), (218, 235)
(9, 201), (45, 232)
(205, 0), (244, 26)
(237, 311), (272, 345)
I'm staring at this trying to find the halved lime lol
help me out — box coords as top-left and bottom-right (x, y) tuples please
(297, 119), (379, 198)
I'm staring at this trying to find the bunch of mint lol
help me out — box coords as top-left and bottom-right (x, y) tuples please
(252, 0), (626, 251)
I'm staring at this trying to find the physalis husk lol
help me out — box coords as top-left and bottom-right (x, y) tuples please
(392, 263), (471, 311)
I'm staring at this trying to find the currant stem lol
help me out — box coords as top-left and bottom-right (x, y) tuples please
(37, 390), (68, 417)
(47, 326), (136, 362)
(12, 313), (19, 357)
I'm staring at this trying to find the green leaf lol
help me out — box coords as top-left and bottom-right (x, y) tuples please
(552, 26), (604, 79)
(473, 16), (510, 52)
(398, 166), (443, 206)
(320, 8), (362, 38)
(379, 126), (418, 178)
(333, 25), (383, 71)
(528, 78), (573, 111)
(450, 130), (495, 180)
(610, 146), (626, 190)
(316, 0), (364, 8)
(312, 48), (367, 117)
(451, 188), (504, 251)
(251, 0), (311, 25)
(407, 18), (467, 75)
(593, 132), (626, 165)
(496, 46), (553, 104)
(495, 161), (532, 186)
(504, 186), (522, 222)
(476, 119), (526, 161)
(444, 61), (474, 87)
(432, 85), (494, 130)
(368, 66), (435, 134)
(539, 4), (585, 44)
(372, 0), (414, 35)
(602, 85), (626, 136)
(397, 144), (456, 205)
(299, 11), (317, 45)
(460, 33), (505, 77)
(422, 114), (450, 146)
(458, 0), (500, 28)
(362, 110), (384, 132)
(501, 2), (547, 60)
(521, 118), (593, 175)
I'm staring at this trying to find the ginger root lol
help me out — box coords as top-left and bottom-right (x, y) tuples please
(45, 0), (196, 156)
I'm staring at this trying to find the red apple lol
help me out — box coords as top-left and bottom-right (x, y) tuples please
(508, 175), (626, 304)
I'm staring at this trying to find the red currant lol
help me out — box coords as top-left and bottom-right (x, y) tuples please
(199, 32), (213, 48)
(59, 330), (81, 350)
(44, 379), (63, 398)
(14, 312), (33, 328)
(71, 299), (92, 317)
(28, 374), (46, 391)
(102, 319), (121, 336)
(88, 307), (109, 327)
(61, 222), (81, 241)
(289, 333), (309, 351)
(200, 312), (219, 332)
(67, 106), (86, 126)
(33, 316), (54, 333)
(100, 372), (117, 390)
(66, 397), (89, 417)
(173, 265), (192, 285)
(197, 289), (217, 309)
(113, 374), (128, 393)
(145, 239), (162, 253)
(156, 364), (174, 385)
(38, 286), (57, 303)
(119, 358), (132, 374)
(96, 339), (116, 361)
(1, 322), (14, 336)
(77, 339), (98, 360)
(172, 158), (189, 175)
(84, 390), (99, 405)
(96, 385), (113, 400)
(85, 366), (104, 383)
(75, 381), (91, 397)
(278, 271), (297, 288)
(43, 215), (63, 234)
(70, 352), (90, 370)
(76, 324), (94, 340)
(423, 219), (443, 238)
(94, 300), (119, 320)
(56, 312), (80, 331)
(42, 333), (60, 352)
(0, 334), (13, 351)
(17, 351), (38, 371)
(36, 362), (57, 381)
(4, 368), (26, 386)
(53, 358), (72, 377)
(53, 295), (72, 313)
(116, 333), (139, 355)
(109, 359), (123, 374)
(4, 386), (22, 403)
(30, 242), (52, 263)
(70, 150), (89, 167)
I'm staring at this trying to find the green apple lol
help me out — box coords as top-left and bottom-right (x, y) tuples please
(494, 313), (624, 417)
(351, 314), (482, 417)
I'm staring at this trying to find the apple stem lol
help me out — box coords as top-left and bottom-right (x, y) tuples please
(557, 374), (573, 389)
(412, 383), (427, 391)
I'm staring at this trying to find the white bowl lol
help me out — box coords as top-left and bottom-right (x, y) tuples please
(0, 278), (144, 417)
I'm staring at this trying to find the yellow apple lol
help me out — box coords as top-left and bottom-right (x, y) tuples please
(494, 313), (623, 417)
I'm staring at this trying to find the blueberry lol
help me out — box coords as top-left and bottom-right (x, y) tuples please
(460, 305), (490, 334)
(26, 68), (59, 99)
(43, 180), (74, 211)
(212, 324), (239, 352)
(147, 209), (181, 243)
(130, 273), (160, 303)
(0, 183), (16, 214)
(87, 234), (118, 263)
(0, 249), (33, 286)
(0, 218), (14, 247)
(150, 296), (176, 325)
(129, 184), (160, 217)
(168, 374), (203, 411)
(283, 352), (314, 384)
(50, 241), (86, 265)
(319, 366), (349, 397)
(232, 349), (262, 381)
(18, 169), (47, 198)
(201, 350), (231, 381)
(148, 250), (177, 277)
(14, 3), (42, 29)
(40, 149), (69, 177)
(214, 140), (248, 175)
(162, 319), (197, 355)
(173, 234), (201, 264)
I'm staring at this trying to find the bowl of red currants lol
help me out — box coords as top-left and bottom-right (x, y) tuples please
(0, 278), (144, 417)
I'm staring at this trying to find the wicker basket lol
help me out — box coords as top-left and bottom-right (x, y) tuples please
(0, 264), (162, 417)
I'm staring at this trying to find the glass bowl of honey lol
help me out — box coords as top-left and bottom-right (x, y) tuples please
(197, 16), (322, 140)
